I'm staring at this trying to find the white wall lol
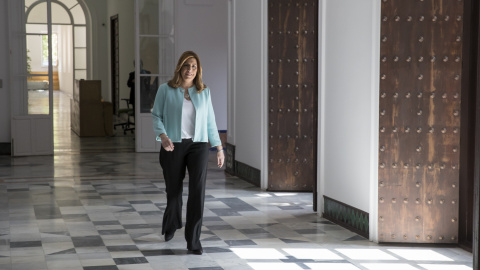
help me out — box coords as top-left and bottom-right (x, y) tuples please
(176, 0), (228, 130)
(318, 0), (380, 218)
(106, 0), (134, 107)
(84, 0), (109, 101)
(0, 0), (10, 142)
(82, 0), (134, 104)
(229, 0), (267, 177)
(58, 25), (73, 95)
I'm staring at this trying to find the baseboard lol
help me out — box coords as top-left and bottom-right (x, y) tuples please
(323, 195), (369, 239)
(225, 142), (261, 187)
(0, 143), (11, 155)
(225, 142), (236, 175)
(235, 160), (261, 187)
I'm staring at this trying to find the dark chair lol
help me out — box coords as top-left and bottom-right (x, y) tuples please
(114, 98), (134, 134)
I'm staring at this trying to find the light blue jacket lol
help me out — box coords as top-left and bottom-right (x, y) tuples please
(152, 83), (222, 147)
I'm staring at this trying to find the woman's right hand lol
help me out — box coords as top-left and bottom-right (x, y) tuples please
(160, 134), (174, 151)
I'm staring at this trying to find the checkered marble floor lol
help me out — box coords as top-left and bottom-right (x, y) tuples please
(0, 150), (473, 270)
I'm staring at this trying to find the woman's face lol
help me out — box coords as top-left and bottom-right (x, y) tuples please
(181, 57), (198, 84)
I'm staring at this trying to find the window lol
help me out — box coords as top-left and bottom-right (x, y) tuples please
(41, 33), (58, 66)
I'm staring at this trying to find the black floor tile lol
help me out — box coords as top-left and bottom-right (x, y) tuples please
(113, 257), (148, 265)
(72, 235), (105, 247)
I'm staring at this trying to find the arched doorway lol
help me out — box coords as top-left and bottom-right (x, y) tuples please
(25, 0), (89, 104)
(10, 0), (92, 156)
(23, 0), (108, 153)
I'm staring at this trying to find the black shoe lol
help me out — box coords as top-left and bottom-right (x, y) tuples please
(187, 248), (203, 255)
(165, 231), (175, 242)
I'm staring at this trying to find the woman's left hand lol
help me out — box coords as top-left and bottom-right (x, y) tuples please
(217, 149), (225, 168)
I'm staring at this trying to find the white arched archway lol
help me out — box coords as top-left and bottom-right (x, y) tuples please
(25, 0), (90, 96)
(8, 0), (93, 157)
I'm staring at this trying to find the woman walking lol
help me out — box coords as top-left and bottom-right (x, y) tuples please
(152, 51), (224, 255)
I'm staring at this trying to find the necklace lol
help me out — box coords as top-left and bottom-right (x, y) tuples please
(181, 85), (193, 100)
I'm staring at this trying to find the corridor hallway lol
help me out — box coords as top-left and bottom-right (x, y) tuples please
(0, 92), (473, 270)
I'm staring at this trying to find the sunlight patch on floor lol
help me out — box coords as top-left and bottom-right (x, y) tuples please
(418, 265), (473, 270)
(256, 193), (272, 197)
(283, 248), (342, 260)
(248, 263), (304, 270)
(273, 193), (298, 197)
(388, 249), (454, 261)
(361, 263), (420, 270)
(231, 248), (287, 260)
(336, 249), (398, 260)
(305, 263), (361, 270)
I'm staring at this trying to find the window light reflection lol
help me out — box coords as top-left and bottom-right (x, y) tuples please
(388, 249), (454, 261)
(248, 263), (304, 270)
(306, 263), (361, 270)
(336, 249), (398, 260)
(361, 263), (420, 270)
(229, 247), (471, 270)
(418, 264), (473, 270)
(283, 248), (342, 260)
(272, 203), (292, 206)
(273, 193), (298, 197)
(231, 248), (287, 260)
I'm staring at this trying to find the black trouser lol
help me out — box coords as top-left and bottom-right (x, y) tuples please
(159, 139), (209, 250)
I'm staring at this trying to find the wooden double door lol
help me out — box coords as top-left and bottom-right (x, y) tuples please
(379, 0), (478, 251)
(267, 0), (318, 194)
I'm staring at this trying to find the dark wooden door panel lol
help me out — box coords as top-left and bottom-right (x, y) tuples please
(268, 0), (318, 192)
(110, 15), (119, 115)
(379, 0), (463, 243)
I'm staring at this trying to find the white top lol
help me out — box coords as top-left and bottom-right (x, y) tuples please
(181, 97), (196, 139)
